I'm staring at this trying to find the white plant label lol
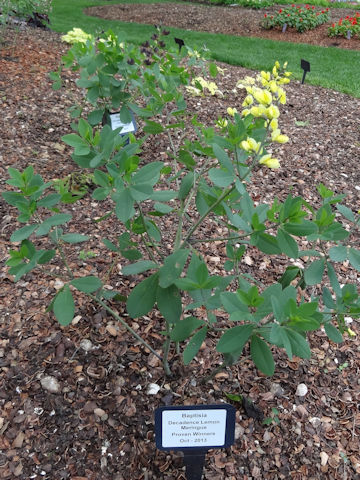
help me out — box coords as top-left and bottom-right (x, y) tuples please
(109, 113), (136, 134)
(161, 408), (227, 448)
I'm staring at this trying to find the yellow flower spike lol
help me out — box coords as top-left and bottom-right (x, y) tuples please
(278, 78), (290, 85)
(250, 106), (261, 117)
(62, 28), (93, 44)
(253, 88), (272, 106)
(269, 118), (278, 131)
(347, 328), (356, 337)
(261, 71), (271, 82)
(259, 154), (280, 169)
(269, 81), (279, 93)
(241, 108), (251, 117)
(271, 129), (289, 144)
(283, 61), (288, 69)
(246, 137), (263, 153)
(266, 105), (280, 120)
(272, 65), (278, 77)
(284, 71), (292, 77)
(240, 140), (251, 152)
(275, 61), (280, 69)
(242, 95), (254, 107)
(277, 88), (286, 105)
(227, 107), (238, 117)
(208, 82), (220, 95)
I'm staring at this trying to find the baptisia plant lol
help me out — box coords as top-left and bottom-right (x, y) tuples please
(3, 31), (360, 378)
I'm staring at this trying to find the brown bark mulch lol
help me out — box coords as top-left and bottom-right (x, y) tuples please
(0, 12), (360, 480)
(85, 2), (360, 50)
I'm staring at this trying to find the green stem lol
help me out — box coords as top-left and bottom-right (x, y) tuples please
(181, 184), (236, 247)
(58, 244), (74, 280)
(88, 294), (163, 361)
(162, 324), (172, 376)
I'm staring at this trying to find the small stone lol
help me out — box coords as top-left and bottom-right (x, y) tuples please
(309, 417), (321, 428)
(94, 408), (106, 417)
(80, 339), (94, 352)
(295, 383), (308, 397)
(12, 431), (25, 448)
(320, 451), (329, 466)
(146, 383), (160, 395)
(270, 383), (285, 397)
(40, 376), (61, 394)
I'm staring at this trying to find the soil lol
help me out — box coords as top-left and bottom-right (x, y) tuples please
(1, 8), (360, 480)
(85, 2), (360, 50)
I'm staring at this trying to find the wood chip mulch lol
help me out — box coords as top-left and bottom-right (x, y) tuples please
(0, 17), (360, 480)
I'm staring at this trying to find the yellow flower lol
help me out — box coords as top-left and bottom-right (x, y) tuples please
(241, 137), (262, 153)
(272, 65), (278, 77)
(261, 71), (271, 82)
(269, 118), (278, 131)
(278, 78), (290, 85)
(241, 108), (251, 117)
(227, 107), (238, 117)
(269, 80), (279, 93)
(62, 28), (93, 44)
(216, 118), (228, 128)
(275, 61), (281, 69)
(242, 95), (253, 107)
(266, 105), (280, 120)
(185, 86), (203, 97)
(271, 129), (289, 144)
(277, 88), (286, 104)
(253, 88), (272, 106)
(259, 154), (280, 169)
(347, 328), (356, 337)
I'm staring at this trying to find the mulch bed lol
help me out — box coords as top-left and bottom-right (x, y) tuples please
(0, 8), (360, 480)
(85, 2), (360, 50)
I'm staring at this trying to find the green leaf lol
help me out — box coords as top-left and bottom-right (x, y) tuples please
(322, 287), (335, 309)
(38, 249), (56, 264)
(170, 316), (204, 341)
(178, 150), (195, 168)
(324, 323), (343, 343)
(157, 285), (182, 324)
(115, 189), (135, 223)
(53, 286), (75, 326)
(216, 324), (254, 353)
(37, 194), (61, 208)
(348, 248), (360, 272)
(326, 262), (341, 296)
(250, 335), (274, 376)
(329, 245), (347, 262)
(209, 62), (218, 78)
(208, 168), (233, 188)
(336, 204), (355, 222)
(132, 162), (163, 186)
(285, 328), (311, 359)
(304, 258), (325, 285)
(183, 327), (207, 365)
(61, 233), (90, 244)
(283, 221), (317, 236)
(61, 134), (90, 155)
(159, 249), (190, 288)
(126, 273), (159, 318)
(277, 229), (299, 259)
(254, 233), (281, 255)
(122, 260), (158, 276)
(71, 276), (102, 293)
(10, 224), (38, 242)
(179, 172), (194, 201)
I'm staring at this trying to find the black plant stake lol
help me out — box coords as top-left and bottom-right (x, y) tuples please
(301, 59), (310, 84)
(183, 449), (207, 480)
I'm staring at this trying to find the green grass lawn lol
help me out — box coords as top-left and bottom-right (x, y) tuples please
(51, 0), (360, 97)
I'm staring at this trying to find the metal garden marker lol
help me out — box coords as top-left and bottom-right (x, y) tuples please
(155, 404), (235, 479)
(174, 37), (185, 52)
(300, 59), (310, 84)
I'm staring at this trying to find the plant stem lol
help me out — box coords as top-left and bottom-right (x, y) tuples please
(88, 294), (163, 361)
(58, 244), (74, 280)
(181, 184), (236, 247)
(162, 323), (172, 376)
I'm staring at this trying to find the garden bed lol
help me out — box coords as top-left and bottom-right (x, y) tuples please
(84, 3), (360, 50)
(0, 24), (360, 480)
